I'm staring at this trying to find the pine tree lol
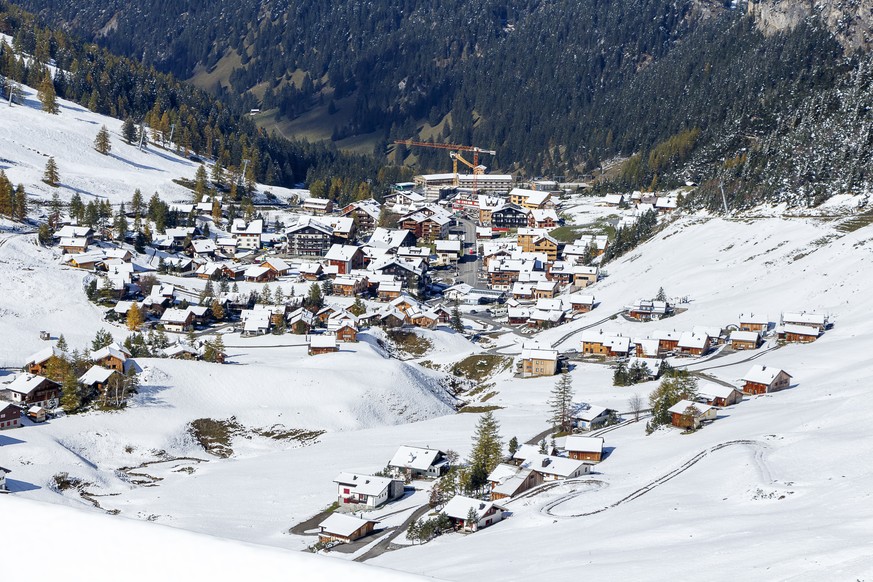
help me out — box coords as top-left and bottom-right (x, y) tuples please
(349, 297), (366, 316)
(43, 156), (59, 187)
(655, 286), (667, 302)
(450, 302), (464, 332)
(549, 372), (575, 432)
(321, 278), (334, 296)
(122, 118), (137, 143)
(508, 436), (519, 457)
(211, 159), (224, 188)
(260, 284), (273, 305)
(37, 71), (58, 114)
(307, 282), (324, 310)
(91, 328), (114, 351)
(126, 303), (144, 331)
(13, 185), (26, 221)
(647, 371), (699, 433)
(211, 300), (225, 321)
(194, 164), (209, 203)
(468, 411), (502, 492)
(60, 371), (82, 413)
(211, 198), (222, 225)
(115, 203), (129, 240)
(94, 125), (112, 155)
(56, 334), (69, 353)
(274, 286), (285, 306)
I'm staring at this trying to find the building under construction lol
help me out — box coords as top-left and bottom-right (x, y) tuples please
(414, 172), (514, 200)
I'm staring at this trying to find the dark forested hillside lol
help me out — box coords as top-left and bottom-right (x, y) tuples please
(7, 0), (873, 208)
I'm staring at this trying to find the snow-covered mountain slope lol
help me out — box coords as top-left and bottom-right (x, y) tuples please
(0, 81), (298, 206)
(3, 496), (432, 582)
(369, 215), (873, 580)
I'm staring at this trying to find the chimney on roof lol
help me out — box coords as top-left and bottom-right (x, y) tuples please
(542, 458), (551, 467)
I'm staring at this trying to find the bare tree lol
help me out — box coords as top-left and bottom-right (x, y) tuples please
(628, 393), (644, 421)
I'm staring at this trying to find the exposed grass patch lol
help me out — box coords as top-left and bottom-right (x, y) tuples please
(458, 405), (503, 414)
(451, 354), (512, 382)
(387, 329), (433, 357)
(837, 211), (873, 233)
(253, 425), (325, 445)
(480, 391), (498, 402)
(188, 417), (243, 458)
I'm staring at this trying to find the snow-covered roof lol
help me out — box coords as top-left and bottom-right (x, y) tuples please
(91, 343), (131, 362)
(4, 374), (56, 395)
(739, 313), (769, 325)
(59, 236), (88, 248)
(325, 244), (361, 262)
(78, 365), (116, 385)
(521, 348), (558, 362)
(573, 404), (609, 422)
(634, 339), (661, 357)
(190, 239), (217, 254)
(783, 312), (826, 326)
(388, 446), (445, 471)
(299, 262), (323, 274)
(564, 435), (604, 454)
(231, 218), (263, 235)
(262, 257), (290, 272)
(668, 399), (713, 416)
(730, 330), (760, 343)
(333, 473), (395, 497)
(310, 335), (338, 349)
(520, 453), (588, 478)
(318, 513), (378, 537)
(678, 332), (709, 349)
(782, 323), (820, 337)
(25, 345), (64, 366)
(442, 495), (502, 521)
(160, 308), (193, 324)
(697, 382), (742, 400)
(55, 225), (92, 239)
(434, 239), (462, 253)
(568, 293), (595, 306)
(244, 265), (272, 278)
(743, 364), (791, 385)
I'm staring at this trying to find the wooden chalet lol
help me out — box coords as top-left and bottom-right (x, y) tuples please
(488, 464), (542, 500)
(669, 400), (716, 429)
(1, 375), (61, 409)
(261, 258), (291, 277)
(24, 346), (64, 376)
(244, 265), (277, 283)
(568, 294), (595, 313)
(335, 325), (358, 343)
(91, 344), (132, 372)
(677, 332), (712, 357)
(161, 308), (195, 332)
(442, 496), (505, 532)
(309, 335), (339, 355)
(742, 365), (792, 395)
(78, 365), (121, 397)
(563, 436), (604, 462)
(698, 383), (743, 407)
(318, 514), (378, 544)
(779, 324), (820, 343)
(730, 330), (761, 350)
(299, 262), (324, 281)
(739, 313), (769, 332)
(0, 403), (21, 430)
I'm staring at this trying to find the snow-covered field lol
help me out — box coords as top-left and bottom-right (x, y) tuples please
(1, 82), (873, 580)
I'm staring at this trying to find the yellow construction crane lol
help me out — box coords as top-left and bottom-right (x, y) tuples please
(394, 139), (497, 191)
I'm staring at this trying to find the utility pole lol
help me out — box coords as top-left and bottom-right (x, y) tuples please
(240, 158), (250, 186)
(137, 121), (146, 151)
(719, 179), (730, 215)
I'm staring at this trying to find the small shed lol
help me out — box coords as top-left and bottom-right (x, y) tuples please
(563, 435), (605, 462)
(309, 335), (339, 355)
(317, 514), (379, 543)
